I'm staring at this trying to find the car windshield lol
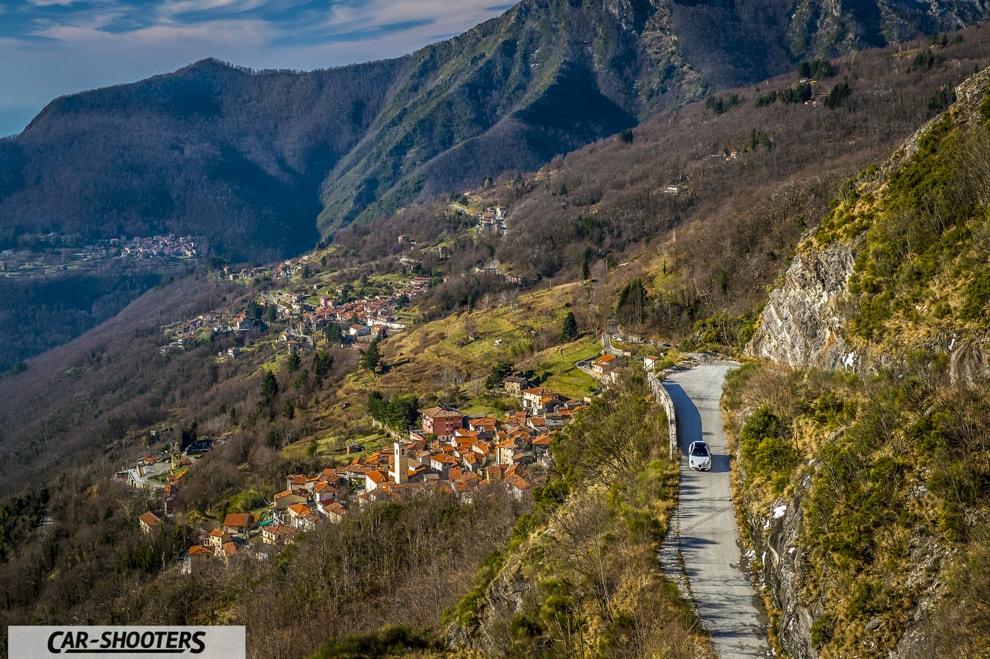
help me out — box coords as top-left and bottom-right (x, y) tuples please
(692, 444), (709, 456)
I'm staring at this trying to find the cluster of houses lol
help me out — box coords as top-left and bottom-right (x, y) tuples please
(446, 200), (508, 234)
(222, 253), (316, 283)
(2, 233), (198, 274)
(159, 311), (253, 353)
(478, 206), (507, 234)
(161, 272), (427, 355)
(279, 290), (410, 343)
(115, 234), (198, 260)
(119, 437), (225, 513)
(136, 372), (595, 572)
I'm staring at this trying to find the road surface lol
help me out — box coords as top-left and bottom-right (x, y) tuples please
(662, 363), (770, 658)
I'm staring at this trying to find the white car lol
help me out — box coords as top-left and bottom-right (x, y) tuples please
(688, 440), (711, 471)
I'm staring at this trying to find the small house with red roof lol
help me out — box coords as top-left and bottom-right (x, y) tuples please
(222, 513), (254, 536)
(138, 511), (162, 534)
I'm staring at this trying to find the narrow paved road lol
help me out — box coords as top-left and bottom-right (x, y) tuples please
(663, 363), (770, 658)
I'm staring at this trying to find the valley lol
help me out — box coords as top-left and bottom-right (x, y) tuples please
(2, 2), (990, 657)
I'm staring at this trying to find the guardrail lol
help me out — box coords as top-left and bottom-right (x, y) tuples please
(648, 372), (678, 460)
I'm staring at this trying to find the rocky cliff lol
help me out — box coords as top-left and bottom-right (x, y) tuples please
(746, 66), (990, 378)
(744, 240), (859, 371)
(744, 493), (818, 658)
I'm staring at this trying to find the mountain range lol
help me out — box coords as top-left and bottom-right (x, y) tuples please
(3, 0), (990, 263)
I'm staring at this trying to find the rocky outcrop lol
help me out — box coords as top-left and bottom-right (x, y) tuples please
(949, 337), (990, 385)
(445, 558), (531, 655)
(743, 486), (819, 658)
(737, 65), (990, 659)
(745, 240), (859, 371)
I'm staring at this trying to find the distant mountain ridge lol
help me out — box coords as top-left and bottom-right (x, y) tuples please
(1, 0), (989, 262)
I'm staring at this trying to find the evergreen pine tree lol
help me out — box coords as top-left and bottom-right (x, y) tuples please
(360, 335), (382, 373)
(260, 369), (278, 408)
(561, 311), (579, 341)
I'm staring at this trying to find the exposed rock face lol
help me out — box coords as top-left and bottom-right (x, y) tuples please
(745, 241), (859, 370)
(949, 337), (990, 385)
(743, 489), (819, 659)
(739, 66), (990, 659)
(445, 559), (530, 655)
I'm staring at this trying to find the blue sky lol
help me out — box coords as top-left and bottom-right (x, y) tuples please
(0, 0), (517, 137)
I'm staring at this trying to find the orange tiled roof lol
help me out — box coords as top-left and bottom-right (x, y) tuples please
(366, 470), (388, 484)
(323, 502), (348, 518)
(139, 511), (161, 528)
(421, 406), (464, 419)
(223, 513), (253, 528)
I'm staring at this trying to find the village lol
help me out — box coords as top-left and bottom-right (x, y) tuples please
(158, 203), (508, 355)
(134, 199), (661, 572)
(159, 267), (428, 356)
(0, 233), (198, 277)
(128, 356), (631, 574)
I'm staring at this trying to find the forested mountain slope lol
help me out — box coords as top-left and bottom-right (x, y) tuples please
(4, 0), (990, 264)
(4, 18), (990, 374)
(0, 57), (402, 262)
(335, 25), (990, 345)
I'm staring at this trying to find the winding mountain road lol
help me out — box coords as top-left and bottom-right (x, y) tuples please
(662, 363), (770, 658)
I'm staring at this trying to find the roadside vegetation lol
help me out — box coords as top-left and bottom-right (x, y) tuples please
(724, 360), (990, 656)
(447, 370), (709, 658)
(721, 68), (990, 654)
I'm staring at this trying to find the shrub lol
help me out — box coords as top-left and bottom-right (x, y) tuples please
(824, 81), (851, 109)
(799, 58), (836, 79)
(961, 271), (990, 320)
(739, 407), (798, 487)
(312, 625), (437, 658)
(811, 612), (836, 650)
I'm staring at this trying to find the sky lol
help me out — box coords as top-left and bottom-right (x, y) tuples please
(0, 0), (517, 138)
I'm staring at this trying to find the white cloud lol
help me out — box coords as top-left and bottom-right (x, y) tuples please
(157, 0), (268, 20)
(27, 0), (84, 6)
(34, 18), (271, 50)
(138, 20), (270, 47)
(326, 0), (510, 32)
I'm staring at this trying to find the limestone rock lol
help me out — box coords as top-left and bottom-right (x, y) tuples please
(745, 241), (859, 371)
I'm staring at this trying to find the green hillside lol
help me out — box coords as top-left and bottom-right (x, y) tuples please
(726, 67), (990, 657)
